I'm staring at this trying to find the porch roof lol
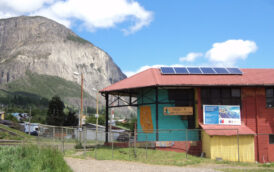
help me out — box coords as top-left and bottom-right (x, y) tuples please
(199, 123), (255, 136)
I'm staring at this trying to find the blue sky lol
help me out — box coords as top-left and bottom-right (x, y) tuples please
(1, 0), (274, 76)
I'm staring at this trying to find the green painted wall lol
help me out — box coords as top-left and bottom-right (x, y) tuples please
(137, 88), (199, 141)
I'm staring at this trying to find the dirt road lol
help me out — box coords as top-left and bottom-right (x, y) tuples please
(65, 157), (219, 172)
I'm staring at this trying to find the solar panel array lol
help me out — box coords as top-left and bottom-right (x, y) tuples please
(160, 67), (242, 75)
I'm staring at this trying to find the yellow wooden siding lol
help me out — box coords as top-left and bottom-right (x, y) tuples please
(201, 131), (211, 158)
(202, 132), (255, 162)
(238, 136), (255, 162)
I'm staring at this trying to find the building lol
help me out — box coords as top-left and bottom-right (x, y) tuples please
(100, 67), (274, 163)
(23, 122), (39, 135)
(11, 113), (29, 121)
(83, 123), (129, 142)
(0, 111), (4, 120)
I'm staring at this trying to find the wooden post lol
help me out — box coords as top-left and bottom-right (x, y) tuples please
(105, 93), (109, 143)
(155, 87), (159, 141)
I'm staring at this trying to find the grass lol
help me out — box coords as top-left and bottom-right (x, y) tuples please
(220, 169), (274, 172)
(0, 131), (23, 140)
(115, 125), (130, 130)
(0, 124), (32, 139)
(260, 163), (274, 168)
(0, 145), (72, 172)
(64, 146), (274, 172)
(67, 146), (212, 166)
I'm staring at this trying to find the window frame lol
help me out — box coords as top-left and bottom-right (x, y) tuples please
(266, 87), (274, 108)
(201, 87), (241, 106)
(269, 134), (274, 144)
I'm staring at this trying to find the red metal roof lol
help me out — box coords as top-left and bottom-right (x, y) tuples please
(199, 123), (255, 136)
(101, 68), (274, 92)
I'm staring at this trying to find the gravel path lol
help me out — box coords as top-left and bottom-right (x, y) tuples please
(65, 157), (220, 172)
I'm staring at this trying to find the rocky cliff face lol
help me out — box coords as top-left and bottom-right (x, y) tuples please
(0, 16), (126, 104)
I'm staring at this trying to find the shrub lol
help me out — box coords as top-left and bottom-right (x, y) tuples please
(0, 145), (72, 172)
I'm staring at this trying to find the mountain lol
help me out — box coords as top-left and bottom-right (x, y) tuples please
(0, 16), (126, 107)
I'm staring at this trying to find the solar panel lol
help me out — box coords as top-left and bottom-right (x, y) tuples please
(174, 67), (189, 74)
(160, 67), (175, 74)
(187, 67), (202, 74)
(213, 68), (229, 74)
(200, 67), (216, 74)
(226, 68), (242, 74)
(159, 67), (242, 75)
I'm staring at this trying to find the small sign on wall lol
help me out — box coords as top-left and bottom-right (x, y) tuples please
(163, 107), (193, 116)
(156, 141), (174, 147)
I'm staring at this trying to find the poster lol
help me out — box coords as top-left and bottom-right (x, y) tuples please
(140, 106), (154, 133)
(203, 105), (241, 125)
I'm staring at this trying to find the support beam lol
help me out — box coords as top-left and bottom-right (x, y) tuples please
(105, 93), (109, 143)
(129, 93), (132, 106)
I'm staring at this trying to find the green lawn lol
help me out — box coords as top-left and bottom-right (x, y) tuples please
(0, 124), (32, 139)
(0, 131), (23, 140)
(0, 145), (72, 172)
(220, 168), (274, 172)
(65, 146), (274, 172)
(66, 146), (212, 166)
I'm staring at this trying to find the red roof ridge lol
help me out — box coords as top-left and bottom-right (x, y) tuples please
(100, 68), (157, 92)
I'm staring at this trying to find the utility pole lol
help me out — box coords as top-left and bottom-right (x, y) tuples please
(73, 71), (84, 142)
(80, 73), (83, 129)
(29, 107), (32, 135)
(92, 88), (99, 146)
(95, 90), (99, 145)
(78, 73), (84, 142)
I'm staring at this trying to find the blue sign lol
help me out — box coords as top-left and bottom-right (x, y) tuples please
(203, 105), (241, 125)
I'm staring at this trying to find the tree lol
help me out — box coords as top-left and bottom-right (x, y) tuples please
(46, 96), (65, 126)
(86, 114), (105, 125)
(64, 110), (78, 126)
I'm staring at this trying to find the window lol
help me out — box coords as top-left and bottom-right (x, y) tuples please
(168, 89), (195, 129)
(266, 88), (274, 108)
(232, 88), (241, 97)
(201, 87), (241, 105)
(269, 135), (274, 144)
(168, 89), (194, 106)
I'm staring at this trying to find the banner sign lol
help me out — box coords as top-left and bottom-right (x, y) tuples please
(156, 141), (174, 147)
(163, 107), (193, 116)
(203, 105), (241, 125)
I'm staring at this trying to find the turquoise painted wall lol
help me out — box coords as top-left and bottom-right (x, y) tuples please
(137, 88), (199, 141)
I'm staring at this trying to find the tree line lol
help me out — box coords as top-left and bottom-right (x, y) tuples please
(2, 95), (136, 130)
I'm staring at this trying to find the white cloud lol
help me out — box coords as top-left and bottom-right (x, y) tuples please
(125, 39), (258, 77)
(0, 0), (153, 34)
(178, 39), (258, 66)
(0, 0), (53, 13)
(179, 52), (203, 62)
(205, 39), (257, 66)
